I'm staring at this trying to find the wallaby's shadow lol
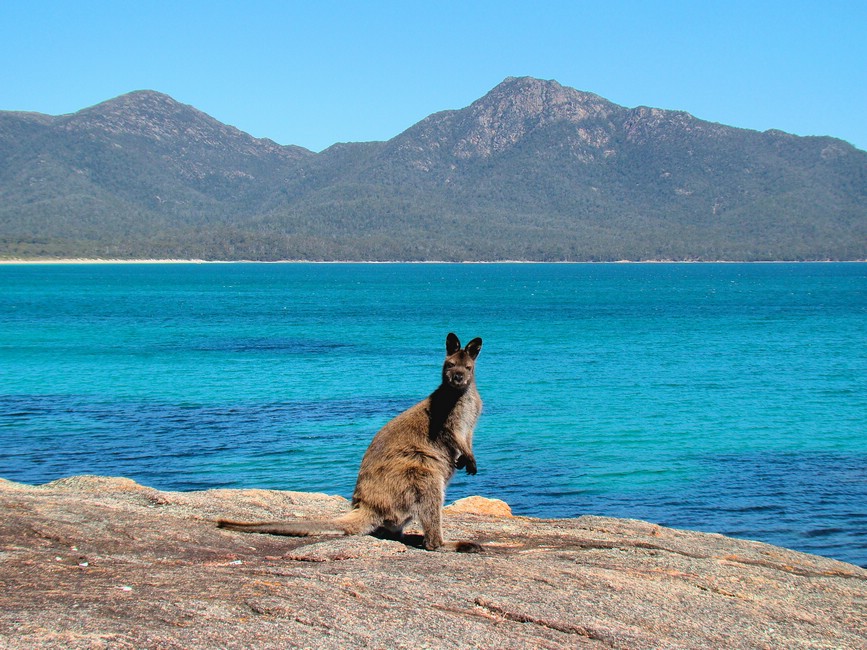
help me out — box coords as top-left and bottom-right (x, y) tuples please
(372, 529), (483, 553)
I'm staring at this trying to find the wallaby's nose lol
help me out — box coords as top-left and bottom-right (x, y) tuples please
(452, 372), (464, 383)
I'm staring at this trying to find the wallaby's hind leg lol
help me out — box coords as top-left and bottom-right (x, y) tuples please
(413, 480), (484, 553)
(415, 486), (446, 551)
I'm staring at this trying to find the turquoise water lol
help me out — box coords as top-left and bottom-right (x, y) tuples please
(1, 263), (865, 566)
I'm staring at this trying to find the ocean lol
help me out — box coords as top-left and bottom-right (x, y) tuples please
(1, 262), (865, 567)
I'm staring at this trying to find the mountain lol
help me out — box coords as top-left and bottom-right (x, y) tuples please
(1, 77), (865, 260)
(0, 91), (313, 259)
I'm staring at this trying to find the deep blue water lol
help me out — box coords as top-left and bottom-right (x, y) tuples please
(1, 262), (865, 567)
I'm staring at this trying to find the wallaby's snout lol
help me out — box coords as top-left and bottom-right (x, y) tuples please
(444, 363), (468, 390)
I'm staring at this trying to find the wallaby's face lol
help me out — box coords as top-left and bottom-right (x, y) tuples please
(442, 333), (482, 392)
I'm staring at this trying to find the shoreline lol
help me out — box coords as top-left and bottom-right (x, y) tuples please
(1, 475), (865, 648)
(5, 473), (865, 570)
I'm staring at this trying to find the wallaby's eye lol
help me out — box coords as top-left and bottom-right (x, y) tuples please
(446, 361), (456, 368)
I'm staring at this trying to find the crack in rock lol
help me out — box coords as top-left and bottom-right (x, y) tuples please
(474, 597), (616, 646)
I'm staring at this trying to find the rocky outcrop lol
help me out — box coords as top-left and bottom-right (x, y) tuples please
(1, 476), (864, 649)
(416, 77), (620, 161)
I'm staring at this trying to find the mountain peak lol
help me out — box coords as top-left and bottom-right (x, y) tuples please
(472, 76), (618, 127)
(63, 90), (218, 139)
(393, 76), (622, 162)
(54, 90), (312, 160)
(99, 89), (181, 108)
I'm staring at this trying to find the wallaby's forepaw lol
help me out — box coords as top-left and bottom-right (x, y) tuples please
(432, 540), (485, 553)
(464, 457), (477, 475)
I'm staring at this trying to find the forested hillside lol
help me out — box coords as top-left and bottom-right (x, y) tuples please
(2, 77), (864, 260)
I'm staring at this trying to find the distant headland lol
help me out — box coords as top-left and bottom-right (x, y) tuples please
(1, 77), (865, 262)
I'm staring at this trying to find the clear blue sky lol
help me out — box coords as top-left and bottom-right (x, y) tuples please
(2, 1), (865, 153)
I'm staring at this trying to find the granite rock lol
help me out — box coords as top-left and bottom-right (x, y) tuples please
(0, 476), (864, 649)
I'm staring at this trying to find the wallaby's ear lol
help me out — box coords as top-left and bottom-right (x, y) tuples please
(465, 337), (482, 360)
(446, 332), (461, 355)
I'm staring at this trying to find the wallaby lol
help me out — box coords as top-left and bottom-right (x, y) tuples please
(218, 332), (483, 551)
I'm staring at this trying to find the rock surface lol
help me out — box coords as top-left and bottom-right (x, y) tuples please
(0, 476), (864, 649)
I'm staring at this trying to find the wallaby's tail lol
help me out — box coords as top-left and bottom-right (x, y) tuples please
(217, 508), (376, 537)
(216, 519), (345, 536)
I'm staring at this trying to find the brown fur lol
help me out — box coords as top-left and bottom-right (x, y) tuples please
(218, 333), (483, 551)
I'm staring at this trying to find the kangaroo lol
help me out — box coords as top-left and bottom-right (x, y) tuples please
(218, 333), (483, 551)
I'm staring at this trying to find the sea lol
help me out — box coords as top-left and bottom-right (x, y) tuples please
(1, 262), (865, 567)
